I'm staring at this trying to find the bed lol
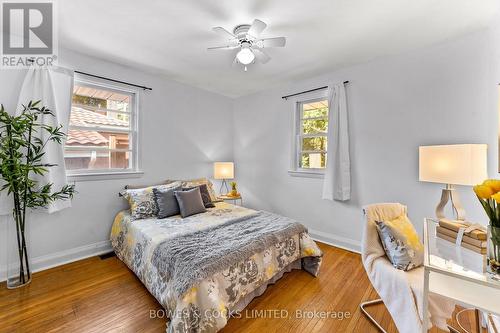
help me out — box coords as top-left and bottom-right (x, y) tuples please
(110, 201), (322, 333)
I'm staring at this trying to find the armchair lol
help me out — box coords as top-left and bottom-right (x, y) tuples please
(360, 203), (455, 333)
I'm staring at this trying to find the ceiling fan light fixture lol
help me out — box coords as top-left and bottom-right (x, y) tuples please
(209, 19), (286, 69)
(236, 47), (255, 65)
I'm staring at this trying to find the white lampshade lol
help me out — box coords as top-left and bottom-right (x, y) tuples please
(419, 144), (487, 186)
(213, 162), (234, 180)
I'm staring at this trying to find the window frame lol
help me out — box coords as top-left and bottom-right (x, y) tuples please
(65, 75), (143, 181)
(289, 90), (329, 178)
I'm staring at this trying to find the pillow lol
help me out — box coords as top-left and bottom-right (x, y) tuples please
(168, 178), (218, 202)
(153, 185), (182, 218)
(120, 187), (157, 219)
(183, 184), (215, 208)
(174, 187), (207, 218)
(120, 182), (181, 219)
(375, 215), (424, 271)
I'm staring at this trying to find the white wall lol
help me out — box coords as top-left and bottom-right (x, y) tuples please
(232, 29), (498, 252)
(0, 48), (234, 277)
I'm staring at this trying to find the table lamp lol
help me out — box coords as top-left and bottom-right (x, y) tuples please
(213, 162), (234, 195)
(419, 144), (487, 221)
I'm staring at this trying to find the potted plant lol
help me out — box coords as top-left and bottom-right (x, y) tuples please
(473, 179), (500, 275)
(0, 101), (75, 288)
(229, 181), (238, 197)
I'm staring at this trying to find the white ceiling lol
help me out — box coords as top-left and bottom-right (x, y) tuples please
(59, 0), (499, 98)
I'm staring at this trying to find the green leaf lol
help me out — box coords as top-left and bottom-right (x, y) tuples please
(0, 100), (76, 211)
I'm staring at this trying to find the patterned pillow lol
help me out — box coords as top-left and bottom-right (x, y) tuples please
(120, 182), (181, 219)
(375, 215), (424, 271)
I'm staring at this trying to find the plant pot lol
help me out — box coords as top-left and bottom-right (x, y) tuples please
(487, 225), (500, 276)
(5, 214), (31, 289)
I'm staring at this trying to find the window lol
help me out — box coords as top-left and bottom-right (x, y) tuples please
(290, 97), (329, 177)
(64, 77), (140, 178)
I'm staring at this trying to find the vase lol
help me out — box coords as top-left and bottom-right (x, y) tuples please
(5, 214), (31, 289)
(487, 225), (500, 276)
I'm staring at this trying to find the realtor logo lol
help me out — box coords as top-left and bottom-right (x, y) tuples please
(1, 1), (57, 67)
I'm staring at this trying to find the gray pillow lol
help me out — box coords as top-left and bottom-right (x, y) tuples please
(174, 187), (207, 218)
(153, 185), (182, 218)
(183, 184), (215, 208)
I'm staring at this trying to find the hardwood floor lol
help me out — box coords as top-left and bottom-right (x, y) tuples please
(0, 242), (477, 332)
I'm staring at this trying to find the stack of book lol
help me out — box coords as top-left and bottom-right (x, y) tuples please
(436, 219), (487, 254)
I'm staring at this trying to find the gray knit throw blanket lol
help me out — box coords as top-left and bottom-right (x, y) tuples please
(151, 211), (307, 298)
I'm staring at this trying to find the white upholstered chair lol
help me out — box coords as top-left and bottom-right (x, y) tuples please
(360, 203), (455, 333)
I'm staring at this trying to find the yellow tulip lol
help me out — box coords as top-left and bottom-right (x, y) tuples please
(474, 185), (494, 199)
(492, 192), (500, 203)
(483, 179), (500, 193)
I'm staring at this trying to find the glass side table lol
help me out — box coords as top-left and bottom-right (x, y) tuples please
(422, 218), (500, 332)
(217, 194), (242, 206)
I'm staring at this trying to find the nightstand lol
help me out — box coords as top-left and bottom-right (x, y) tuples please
(217, 194), (242, 206)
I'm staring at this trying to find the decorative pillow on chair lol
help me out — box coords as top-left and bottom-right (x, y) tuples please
(120, 182), (181, 219)
(183, 184), (215, 208)
(153, 184), (182, 218)
(174, 187), (207, 218)
(375, 215), (424, 271)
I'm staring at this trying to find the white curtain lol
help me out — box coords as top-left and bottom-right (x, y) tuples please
(322, 82), (351, 201)
(15, 67), (74, 213)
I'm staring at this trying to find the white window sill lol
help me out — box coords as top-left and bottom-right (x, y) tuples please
(288, 170), (325, 179)
(67, 170), (144, 182)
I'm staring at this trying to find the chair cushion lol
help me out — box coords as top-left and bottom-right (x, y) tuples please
(375, 214), (424, 271)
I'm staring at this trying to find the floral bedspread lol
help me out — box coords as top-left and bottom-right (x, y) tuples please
(110, 202), (322, 332)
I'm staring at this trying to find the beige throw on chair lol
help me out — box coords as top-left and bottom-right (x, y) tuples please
(362, 203), (455, 333)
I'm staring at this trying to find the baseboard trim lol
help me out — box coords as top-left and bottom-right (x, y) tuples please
(0, 230), (358, 282)
(0, 240), (112, 282)
(309, 228), (361, 254)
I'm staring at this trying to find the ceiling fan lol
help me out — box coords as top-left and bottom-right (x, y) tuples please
(208, 19), (286, 71)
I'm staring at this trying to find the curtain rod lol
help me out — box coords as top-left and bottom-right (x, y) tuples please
(281, 81), (349, 100)
(24, 59), (153, 91)
(74, 71), (153, 91)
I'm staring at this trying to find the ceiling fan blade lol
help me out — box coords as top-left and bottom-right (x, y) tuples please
(207, 44), (240, 51)
(247, 19), (267, 38)
(253, 48), (271, 64)
(256, 37), (286, 48)
(212, 26), (236, 40)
